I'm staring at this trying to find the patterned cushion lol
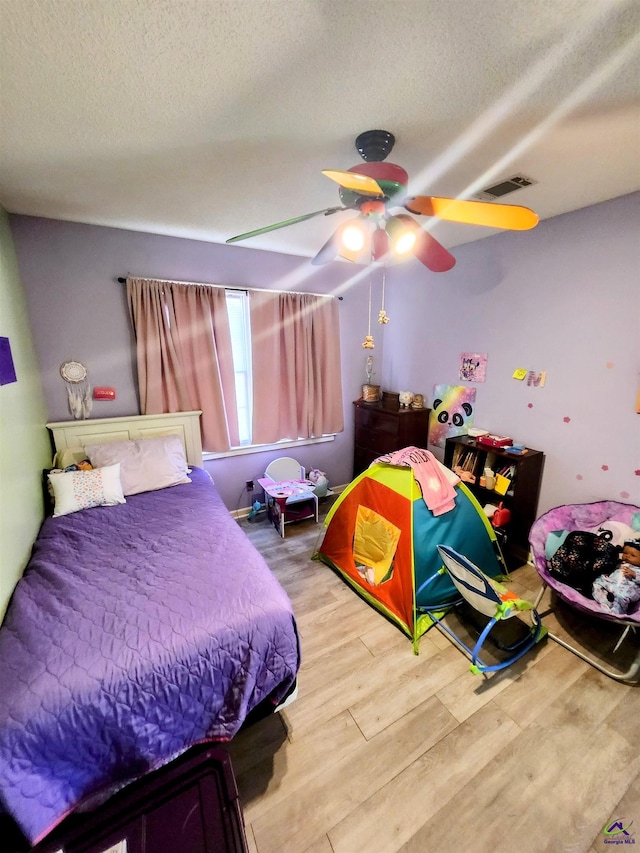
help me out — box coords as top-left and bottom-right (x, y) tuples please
(48, 463), (126, 516)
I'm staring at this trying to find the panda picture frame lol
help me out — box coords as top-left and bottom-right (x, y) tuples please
(429, 384), (476, 449)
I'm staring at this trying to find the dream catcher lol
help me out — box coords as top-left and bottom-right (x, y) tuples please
(60, 360), (92, 419)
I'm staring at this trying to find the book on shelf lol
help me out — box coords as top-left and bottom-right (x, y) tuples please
(452, 446), (479, 482)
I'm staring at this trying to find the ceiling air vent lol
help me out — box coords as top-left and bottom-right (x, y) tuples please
(474, 174), (536, 201)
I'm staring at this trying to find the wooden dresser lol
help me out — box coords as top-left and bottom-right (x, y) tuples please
(353, 399), (431, 476)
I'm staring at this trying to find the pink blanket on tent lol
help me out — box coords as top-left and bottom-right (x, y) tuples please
(373, 446), (459, 516)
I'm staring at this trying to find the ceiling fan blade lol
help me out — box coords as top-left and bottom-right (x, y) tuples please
(226, 206), (345, 244)
(310, 231), (339, 266)
(414, 228), (456, 272)
(405, 196), (538, 231)
(371, 228), (389, 261)
(322, 170), (383, 196)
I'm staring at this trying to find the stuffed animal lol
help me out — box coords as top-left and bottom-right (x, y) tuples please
(588, 521), (636, 547)
(399, 391), (414, 408)
(308, 468), (329, 497)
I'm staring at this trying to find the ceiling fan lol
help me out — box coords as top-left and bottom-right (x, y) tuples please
(226, 130), (539, 272)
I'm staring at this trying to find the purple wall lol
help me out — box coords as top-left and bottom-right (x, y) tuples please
(9, 216), (378, 509)
(381, 192), (640, 513)
(10, 192), (640, 517)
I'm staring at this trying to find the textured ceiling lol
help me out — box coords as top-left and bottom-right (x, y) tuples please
(1, 0), (639, 260)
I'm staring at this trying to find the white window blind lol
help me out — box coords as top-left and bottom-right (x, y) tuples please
(225, 290), (252, 446)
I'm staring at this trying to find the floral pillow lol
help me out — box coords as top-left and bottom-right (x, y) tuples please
(48, 463), (126, 517)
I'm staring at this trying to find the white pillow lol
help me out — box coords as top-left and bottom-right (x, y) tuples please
(84, 434), (191, 496)
(48, 464), (126, 517)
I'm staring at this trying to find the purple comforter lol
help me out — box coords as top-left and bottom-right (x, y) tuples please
(0, 467), (299, 845)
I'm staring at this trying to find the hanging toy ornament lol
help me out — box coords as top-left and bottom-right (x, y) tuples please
(361, 273), (375, 348)
(377, 265), (390, 324)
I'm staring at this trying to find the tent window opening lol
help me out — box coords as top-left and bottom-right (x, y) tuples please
(353, 505), (401, 586)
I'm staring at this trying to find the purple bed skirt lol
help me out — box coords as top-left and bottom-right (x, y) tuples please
(0, 467), (300, 845)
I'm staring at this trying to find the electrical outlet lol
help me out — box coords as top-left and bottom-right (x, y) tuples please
(246, 480), (254, 492)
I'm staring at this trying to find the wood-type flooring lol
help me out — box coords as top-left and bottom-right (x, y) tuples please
(229, 501), (640, 853)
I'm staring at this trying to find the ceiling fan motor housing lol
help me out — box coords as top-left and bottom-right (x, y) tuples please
(355, 129), (396, 162)
(339, 161), (408, 208)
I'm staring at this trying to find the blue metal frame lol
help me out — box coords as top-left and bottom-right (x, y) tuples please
(417, 557), (547, 674)
(423, 605), (546, 673)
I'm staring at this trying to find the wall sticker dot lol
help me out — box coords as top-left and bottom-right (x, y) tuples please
(576, 474), (583, 480)
(563, 416), (571, 423)
(635, 470), (640, 477)
(607, 361), (614, 368)
(621, 491), (630, 499)
(601, 465), (609, 471)
(527, 402), (533, 408)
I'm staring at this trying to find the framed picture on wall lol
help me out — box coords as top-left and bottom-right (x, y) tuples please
(429, 384), (476, 448)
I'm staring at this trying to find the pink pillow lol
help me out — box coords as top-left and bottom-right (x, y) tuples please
(84, 434), (191, 496)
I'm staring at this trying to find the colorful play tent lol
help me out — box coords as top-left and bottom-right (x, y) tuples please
(313, 458), (506, 651)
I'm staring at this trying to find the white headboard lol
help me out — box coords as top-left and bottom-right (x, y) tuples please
(46, 411), (203, 467)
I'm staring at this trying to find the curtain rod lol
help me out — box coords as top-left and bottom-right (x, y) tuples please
(117, 276), (342, 300)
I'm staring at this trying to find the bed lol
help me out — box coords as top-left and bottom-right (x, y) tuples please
(0, 412), (300, 847)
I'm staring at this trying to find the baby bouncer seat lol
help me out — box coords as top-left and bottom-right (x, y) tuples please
(422, 545), (546, 675)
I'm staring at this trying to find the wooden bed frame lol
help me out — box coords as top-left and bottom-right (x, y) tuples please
(46, 411), (203, 467)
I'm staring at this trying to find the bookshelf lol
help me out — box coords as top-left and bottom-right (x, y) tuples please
(444, 435), (545, 568)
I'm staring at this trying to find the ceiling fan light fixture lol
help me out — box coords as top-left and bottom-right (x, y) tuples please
(340, 220), (368, 253)
(395, 231), (417, 255)
(386, 215), (418, 257)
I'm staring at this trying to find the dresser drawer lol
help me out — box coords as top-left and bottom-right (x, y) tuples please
(355, 428), (398, 455)
(355, 406), (398, 435)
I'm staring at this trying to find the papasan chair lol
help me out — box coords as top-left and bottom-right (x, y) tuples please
(529, 500), (640, 683)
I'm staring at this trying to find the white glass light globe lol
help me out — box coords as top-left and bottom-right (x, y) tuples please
(342, 224), (365, 252)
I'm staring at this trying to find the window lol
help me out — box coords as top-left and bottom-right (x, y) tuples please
(127, 277), (343, 455)
(225, 290), (252, 446)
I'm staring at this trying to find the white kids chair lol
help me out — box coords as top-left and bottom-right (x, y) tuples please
(262, 457), (318, 537)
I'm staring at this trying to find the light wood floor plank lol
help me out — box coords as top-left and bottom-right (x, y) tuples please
(297, 634), (373, 694)
(349, 645), (469, 739)
(328, 701), (520, 853)
(245, 823), (258, 853)
(589, 768), (640, 851)
(284, 637), (451, 741)
(434, 625), (554, 723)
(301, 834), (334, 853)
(401, 668), (639, 853)
(490, 640), (591, 727)
(251, 695), (457, 853)
(231, 709), (365, 825)
(359, 618), (419, 656)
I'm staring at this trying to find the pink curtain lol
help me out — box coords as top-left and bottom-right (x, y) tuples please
(127, 278), (238, 451)
(250, 291), (343, 444)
